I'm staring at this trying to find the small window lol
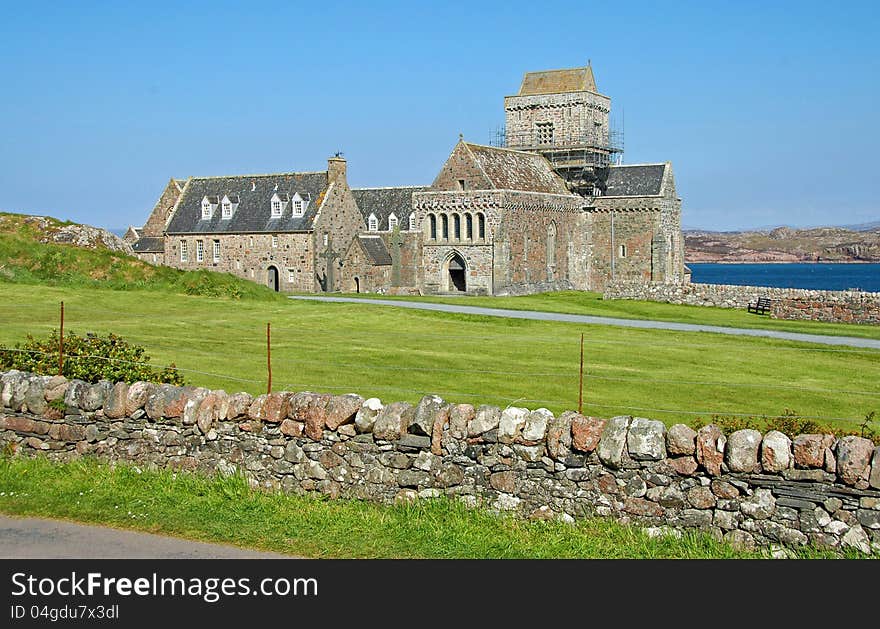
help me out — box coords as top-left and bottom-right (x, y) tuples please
(477, 213), (486, 240)
(288, 269), (295, 283)
(441, 214), (449, 239)
(458, 179), (466, 191)
(409, 213), (416, 231)
(213, 240), (220, 263)
(249, 236), (254, 247)
(236, 260), (241, 270)
(180, 240), (188, 262)
(271, 200), (282, 218)
(453, 214), (461, 240)
(465, 214), (473, 240)
(196, 240), (204, 262)
(368, 213), (378, 231)
(619, 244), (627, 258)
(323, 233), (329, 246)
(221, 201), (232, 218)
(536, 121), (554, 145)
(429, 214), (437, 240)
(293, 200), (304, 215)
(271, 235), (279, 248)
(388, 213), (398, 230)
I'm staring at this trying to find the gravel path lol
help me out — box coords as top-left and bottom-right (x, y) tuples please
(289, 296), (880, 350)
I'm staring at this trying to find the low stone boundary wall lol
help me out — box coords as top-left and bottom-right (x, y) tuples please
(604, 281), (880, 325)
(1, 369), (878, 554)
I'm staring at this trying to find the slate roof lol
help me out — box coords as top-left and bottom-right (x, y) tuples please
(465, 143), (571, 195)
(131, 236), (164, 252)
(518, 65), (597, 95)
(357, 236), (392, 266)
(602, 164), (666, 197)
(352, 186), (429, 231)
(166, 172), (328, 234)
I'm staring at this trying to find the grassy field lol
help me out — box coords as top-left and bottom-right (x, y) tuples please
(331, 290), (880, 340)
(0, 456), (856, 559)
(1, 283), (878, 432)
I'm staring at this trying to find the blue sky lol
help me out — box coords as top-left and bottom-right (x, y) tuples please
(1, 1), (878, 231)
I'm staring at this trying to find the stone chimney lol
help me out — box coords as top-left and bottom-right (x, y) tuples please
(328, 154), (347, 185)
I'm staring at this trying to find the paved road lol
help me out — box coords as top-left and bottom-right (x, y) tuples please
(0, 515), (293, 559)
(290, 296), (880, 350)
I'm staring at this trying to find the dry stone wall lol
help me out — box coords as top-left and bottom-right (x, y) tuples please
(604, 281), (880, 325)
(2, 369), (879, 555)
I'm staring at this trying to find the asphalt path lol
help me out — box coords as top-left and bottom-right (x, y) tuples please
(289, 296), (880, 350)
(0, 515), (293, 559)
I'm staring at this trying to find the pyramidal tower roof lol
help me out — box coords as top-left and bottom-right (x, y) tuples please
(517, 64), (597, 95)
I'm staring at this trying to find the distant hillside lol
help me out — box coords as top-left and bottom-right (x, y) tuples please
(0, 211), (282, 300)
(685, 225), (880, 262)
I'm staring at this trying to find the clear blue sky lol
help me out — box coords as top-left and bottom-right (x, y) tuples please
(1, 1), (878, 231)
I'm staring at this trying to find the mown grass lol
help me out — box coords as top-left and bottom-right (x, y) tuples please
(0, 456), (859, 559)
(331, 290), (880, 341)
(0, 212), (283, 301)
(1, 284), (878, 432)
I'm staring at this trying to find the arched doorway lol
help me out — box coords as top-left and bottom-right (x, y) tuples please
(267, 266), (279, 292)
(445, 252), (467, 292)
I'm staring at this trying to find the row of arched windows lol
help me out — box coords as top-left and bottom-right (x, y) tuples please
(425, 212), (487, 242)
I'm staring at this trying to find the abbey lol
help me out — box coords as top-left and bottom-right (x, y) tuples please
(128, 64), (685, 295)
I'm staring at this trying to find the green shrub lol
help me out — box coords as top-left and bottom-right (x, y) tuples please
(691, 408), (879, 445)
(0, 329), (185, 385)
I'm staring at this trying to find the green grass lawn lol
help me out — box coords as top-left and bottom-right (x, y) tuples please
(1, 283), (878, 432)
(0, 456), (856, 559)
(327, 290), (880, 341)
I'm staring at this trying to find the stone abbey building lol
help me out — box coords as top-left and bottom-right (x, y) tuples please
(128, 64), (685, 295)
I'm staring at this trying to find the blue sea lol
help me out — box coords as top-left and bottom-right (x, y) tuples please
(688, 263), (880, 293)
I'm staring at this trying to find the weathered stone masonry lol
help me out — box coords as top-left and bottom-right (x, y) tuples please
(2, 369), (878, 554)
(605, 281), (880, 325)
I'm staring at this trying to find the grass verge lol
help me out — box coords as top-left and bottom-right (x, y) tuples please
(0, 456), (859, 559)
(329, 290), (880, 340)
(1, 284), (878, 431)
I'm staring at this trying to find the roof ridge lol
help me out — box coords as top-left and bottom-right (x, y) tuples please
(464, 142), (544, 158)
(189, 171), (328, 180)
(610, 162), (667, 168)
(352, 185), (429, 190)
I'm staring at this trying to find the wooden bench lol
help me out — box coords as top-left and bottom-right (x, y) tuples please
(747, 297), (772, 315)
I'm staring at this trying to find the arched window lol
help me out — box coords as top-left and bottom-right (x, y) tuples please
(547, 222), (557, 279)
(441, 214), (449, 240)
(453, 214), (461, 240)
(477, 213), (486, 240)
(409, 213), (416, 231)
(428, 214), (437, 239)
(619, 243), (627, 258)
(465, 213), (473, 240)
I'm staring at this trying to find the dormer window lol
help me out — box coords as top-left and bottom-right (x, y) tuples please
(220, 194), (238, 219)
(388, 213), (398, 231)
(201, 196), (217, 219)
(291, 192), (309, 217)
(368, 213), (378, 232)
(270, 192), (289, 218)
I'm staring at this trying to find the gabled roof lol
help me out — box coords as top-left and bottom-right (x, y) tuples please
(131, 236), (164, 253)
(518, 65), (597, 95)
(464, 142), (571, 194)
(352, 186), (429, 231)
(603, 164), (667, 197)
(166, 172), (328, 234)
(357, 235), (392, 265)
